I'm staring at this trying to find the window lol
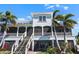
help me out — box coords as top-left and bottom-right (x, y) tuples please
(7, 27), (17, 33)
(39, 16), (42, 22)
(43, 16), (46, 22)
(39, 16), (46, 22)
(19, 27), (25, 33)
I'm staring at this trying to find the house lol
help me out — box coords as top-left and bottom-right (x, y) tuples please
(0, 12), (76, 53)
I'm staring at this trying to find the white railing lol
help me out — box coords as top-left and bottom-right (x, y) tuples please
(11, 32), (26, 54)
(56, 32), (71, 35)
(0, 31), (7, 48)
(0, 36), (3, 47)
(25, 34), (33, 54)
(11, 31), (33, 54)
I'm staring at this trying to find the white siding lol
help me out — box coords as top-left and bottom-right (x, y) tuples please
(32, 12), (53, 27)
(33, 18), (52, 26)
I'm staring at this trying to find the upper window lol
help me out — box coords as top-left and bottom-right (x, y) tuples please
(39, 16), (46, 22)
(43, 16), (46, 22)
(39, 16), (42, 22)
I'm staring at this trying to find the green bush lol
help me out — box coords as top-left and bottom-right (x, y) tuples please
(47, 47), (56, 54)
(77, 39), (79, 45)
(66, 47), (73, 54)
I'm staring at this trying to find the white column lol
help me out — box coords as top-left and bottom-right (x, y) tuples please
(42, 26), (44, 36)
(52, 40), (54, 47)
(17, 27), (19, 37)
(25, 47), (28, 54)
(33, 27), (34, 36)
(32, 40), (34, 51)
(74, 38), (77, 46)
(25, 27), (27, 36)
(51, 26), (53, 36)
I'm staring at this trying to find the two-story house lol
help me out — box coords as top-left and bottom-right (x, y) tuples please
(0, 12), (76, 53)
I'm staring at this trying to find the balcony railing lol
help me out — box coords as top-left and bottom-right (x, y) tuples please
(34, 33), (42, 36)
(7, 33), (17, 36)
(44, 32), (52, 36)
(34, 32), (52, 36)
(56, 32), (71, 35)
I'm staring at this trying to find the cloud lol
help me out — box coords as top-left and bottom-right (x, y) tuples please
(64, 6), (69, 10)
(44, 4), (49, 7)
(17, 18), (25, 21)
(46, 5), (54, 9)
(26, 16), (32, 20)
(56, 4), (60, 7)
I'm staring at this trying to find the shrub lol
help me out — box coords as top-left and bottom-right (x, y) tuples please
(76, 38), (79, 45)
(47, 47), (56, 54)
(66, 47), (73, 54)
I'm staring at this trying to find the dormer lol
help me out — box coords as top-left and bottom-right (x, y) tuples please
(32, 12), (53, 27)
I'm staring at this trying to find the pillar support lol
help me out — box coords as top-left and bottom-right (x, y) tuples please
(52, 40), (54, 47)
(32, 40), (34, 51)
(51, 26), (53, 36)
(33, 27), (34, 36)
(25, 27), (27, 36)
(42, 26), (44, 36)
(17, 27), (19, 37)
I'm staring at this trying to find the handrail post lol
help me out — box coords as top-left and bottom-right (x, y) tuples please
(32, 40), (34, 51)
(25, 45), (28, 54)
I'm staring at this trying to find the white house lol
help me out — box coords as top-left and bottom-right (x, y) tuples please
(0, 12), (76, 54)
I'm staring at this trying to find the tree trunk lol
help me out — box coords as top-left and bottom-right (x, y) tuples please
(51, 26), (54, 47)
(53, 22), (61, 51)
(63, 24), (67, 53)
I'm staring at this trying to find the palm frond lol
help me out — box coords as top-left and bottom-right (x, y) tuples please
(65, 22), (75, 29)
(65, 14), (74, 20)
(0, 12), (3, 20)
(5, 11), (11, 16)
(66, 19), (77, 24)
(53, 10), (60, 18)
(55, 15), (64, 21)
(53, 20), (61, 26)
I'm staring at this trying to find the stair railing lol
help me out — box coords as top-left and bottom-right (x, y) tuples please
(25, 33), (33, 54)
(11, 32), (26, 54)
(0, 31), (7, 47)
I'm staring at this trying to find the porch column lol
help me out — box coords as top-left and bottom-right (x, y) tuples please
(33, 27), (34, 36)
(42, 26), (44, 36)
(17, 27), (19, 37)
(25, 27), (27, 36)
(32, 40), (34, 51)
(74, 39), (77, 46)
(51, 26), (53, 36)
(52, 40), (54, 47)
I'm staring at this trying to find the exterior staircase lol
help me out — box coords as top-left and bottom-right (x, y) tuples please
(11, 32), (33, 54)
(0, 32), (7, 48)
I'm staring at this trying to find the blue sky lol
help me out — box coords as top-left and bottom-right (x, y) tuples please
(0, 4), (79, 36)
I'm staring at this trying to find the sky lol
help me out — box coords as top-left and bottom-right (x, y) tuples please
(0, 4), (79, 36)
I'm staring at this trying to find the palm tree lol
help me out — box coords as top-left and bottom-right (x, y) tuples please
(52, 10), (61, 51)
(1, 11), (17, 48)
(55, 14), (77, 53)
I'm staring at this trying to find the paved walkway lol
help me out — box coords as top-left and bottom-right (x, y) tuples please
(28, 51), (44, 54)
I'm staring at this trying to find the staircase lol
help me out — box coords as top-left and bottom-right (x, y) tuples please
(0, 32), (7, 48)
(11, 32), (33, 54)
